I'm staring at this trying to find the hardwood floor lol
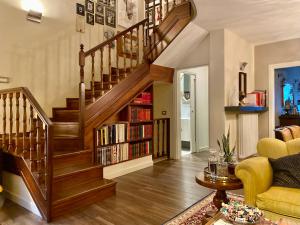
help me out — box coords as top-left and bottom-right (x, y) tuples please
(0, 152), (215, 225)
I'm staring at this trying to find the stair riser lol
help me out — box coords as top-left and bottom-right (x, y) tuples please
(53, 167), (103, 193)
(51, 183), (116, 219)
(53, 124), (80, 137)
(66, 99), (92, 110)
(53, 151), (92, 169)
(52, 111), (79, 122)
(53, 138), (80, 151)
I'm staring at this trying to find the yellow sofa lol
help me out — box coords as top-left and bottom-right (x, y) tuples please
(235, 138), (300, 218)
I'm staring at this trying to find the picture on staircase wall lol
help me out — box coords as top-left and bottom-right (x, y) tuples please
(86, 12), (95, 25)
(95, 14), (104, 24)
(96, 3), (104, 15)
(76, 3), (85, 16)
(105, 7), (116, 28)
(118, 0), (139, 28)
(86, 0), (95, 13)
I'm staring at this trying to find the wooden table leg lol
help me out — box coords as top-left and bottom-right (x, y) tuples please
(213, 190), (229, 210)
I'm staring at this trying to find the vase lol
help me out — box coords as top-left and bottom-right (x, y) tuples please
(227, 163), (236, 176)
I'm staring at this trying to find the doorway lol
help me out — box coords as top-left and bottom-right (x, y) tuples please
(180, 73), (196, 155)
(177, 66), (209, 156)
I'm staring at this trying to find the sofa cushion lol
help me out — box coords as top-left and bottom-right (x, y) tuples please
(256, 187), (300, 218)
(288, 125), (300, 139)
(279, 127), (294, 142)
(269, 153), (300, 188)
(257, 138), (288, 159)
(286, 138), (300, 155)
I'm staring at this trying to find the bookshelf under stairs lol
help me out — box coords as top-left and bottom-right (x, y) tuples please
(0, 0), (194, 221)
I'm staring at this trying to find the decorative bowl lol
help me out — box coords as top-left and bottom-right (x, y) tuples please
(220, 202), (263, 224)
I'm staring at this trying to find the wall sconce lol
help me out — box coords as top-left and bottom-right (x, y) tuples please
(27, 10), (42, 23)
(21, 0), (43, 23)
(240, 62), (248, 71)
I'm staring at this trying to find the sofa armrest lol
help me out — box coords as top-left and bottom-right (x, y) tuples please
(235, 157), (273, 206)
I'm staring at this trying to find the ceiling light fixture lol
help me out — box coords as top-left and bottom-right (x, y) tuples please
(21, 0), (44, 23)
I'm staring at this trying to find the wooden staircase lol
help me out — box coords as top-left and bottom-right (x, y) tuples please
(0, 0), (194, 222)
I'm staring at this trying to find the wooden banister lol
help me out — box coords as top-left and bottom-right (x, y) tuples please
(0, 87), (53, 220)
(84, 19), (148, 57)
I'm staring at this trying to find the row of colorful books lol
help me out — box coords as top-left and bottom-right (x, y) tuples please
(96, 123), (128, 146)
(96, 141), (152, 166)
(130, 108), (152, 122)
(129, 124), (153, 140)
(129, 141), (152, 159)
(132, 92), (152, 104)
(96, 143), (129, 166)
(244, 90), (266, 107)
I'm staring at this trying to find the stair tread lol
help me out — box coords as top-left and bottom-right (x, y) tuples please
(53, 162), (100, 177)
(52, 179), (115, 203)
(53, 136), (80, 139)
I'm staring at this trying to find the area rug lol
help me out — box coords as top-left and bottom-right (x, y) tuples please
(164, 192), (243, 225)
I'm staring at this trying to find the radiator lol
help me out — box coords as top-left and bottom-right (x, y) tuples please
(238, 114), (258, 159)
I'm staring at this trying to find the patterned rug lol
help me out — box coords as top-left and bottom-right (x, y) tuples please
(164, 192), (243, 225)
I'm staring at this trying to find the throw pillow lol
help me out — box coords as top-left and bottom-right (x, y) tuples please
(269, 153), (300, 188)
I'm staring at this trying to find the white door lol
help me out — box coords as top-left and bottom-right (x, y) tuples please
(189, 74), (197, 153)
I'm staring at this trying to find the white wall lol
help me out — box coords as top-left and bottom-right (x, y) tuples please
(255, 38), (300, 137)
(3, 172), (41, 217)
(0, 0), (145, 116)
(224, 29), (255, 149)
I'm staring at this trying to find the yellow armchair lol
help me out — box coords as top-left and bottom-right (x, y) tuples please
(236, 138), (300, 218)
(235, 157), (273, 206)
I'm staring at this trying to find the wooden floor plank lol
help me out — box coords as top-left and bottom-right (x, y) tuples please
(0, 152), (217, 225)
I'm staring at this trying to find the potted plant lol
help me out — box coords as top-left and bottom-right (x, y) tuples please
(217, 127), (236, 175)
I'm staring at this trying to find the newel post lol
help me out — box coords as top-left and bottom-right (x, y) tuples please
(79, 44), (85, 149)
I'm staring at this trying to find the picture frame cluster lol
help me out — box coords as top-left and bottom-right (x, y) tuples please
(76, 0), (116, 28)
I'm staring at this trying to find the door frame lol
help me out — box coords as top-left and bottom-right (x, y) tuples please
(173, 65), (209, 160)
(268, 61), (300, 137)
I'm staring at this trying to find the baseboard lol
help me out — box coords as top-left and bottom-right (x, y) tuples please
(103, 155), (153, 179)
(3, 172), (41, 217)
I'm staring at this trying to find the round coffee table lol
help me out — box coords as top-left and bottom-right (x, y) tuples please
(195, 173), (243, 210)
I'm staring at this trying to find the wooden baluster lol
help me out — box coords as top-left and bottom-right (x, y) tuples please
(36, 117), (42, 182)
(166, 0), (169, 15)
(91, 52), (95, 102)
(160, 0), (163, 23)
(167, 118), (170, 158)
(136, 27), (140, 66)
(123, 35), (127, 77)
(116, 37), (120, 83)
(162, 119), (165, 156)
(108, 43), (112, 89)
(8, 93), (13, 153)
(79, 44), (85, 149)
(43, 127), (47, 189)
(100, 47), (104, 95)
(157, 120), (160, 158)
(29, 106), (37, 172)
(2, 94), (6, 151)
(22, 94), (28, 158)
(130, 30), (133, 73)
(15, 92), (20, 154)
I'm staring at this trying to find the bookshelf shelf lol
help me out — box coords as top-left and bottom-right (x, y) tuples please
(95, 86), (154, 168)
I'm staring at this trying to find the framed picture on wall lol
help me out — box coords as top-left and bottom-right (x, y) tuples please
(118, 0), (139, 28)
(105, 8), (116, 28)
(98, 0), (108, 5)
(76, 3), (85, 16)
(86, 0), (95, 13)
(96, 3), (104, 15)
(86, 12), (95, 25)
(108, 0), (116, 9)
(95, 14), (104, 25)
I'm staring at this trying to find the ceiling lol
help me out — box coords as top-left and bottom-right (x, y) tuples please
(193, 0), (300, 45)
(1, 0), (300, 47)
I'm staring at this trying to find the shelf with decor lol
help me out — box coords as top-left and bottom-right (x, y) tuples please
(95, 86), (154, 168)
